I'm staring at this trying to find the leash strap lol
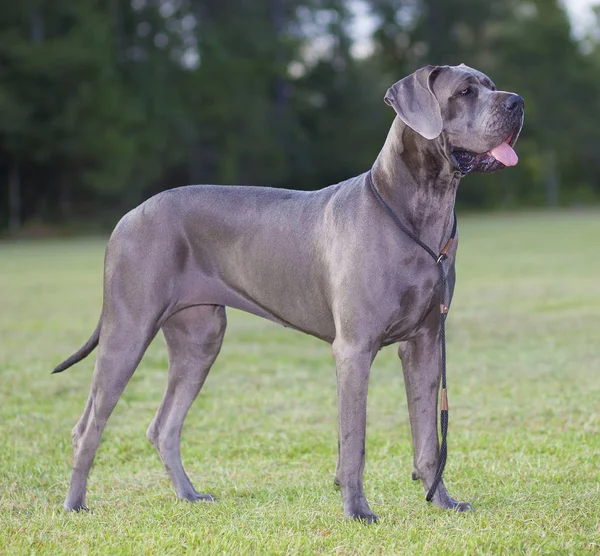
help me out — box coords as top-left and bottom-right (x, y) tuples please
(367, 171), (456, 502)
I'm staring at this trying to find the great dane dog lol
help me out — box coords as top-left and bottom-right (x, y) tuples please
(53, 64), (524, 522)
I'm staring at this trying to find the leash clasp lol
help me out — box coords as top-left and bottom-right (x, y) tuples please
(436, 237), (455, 265)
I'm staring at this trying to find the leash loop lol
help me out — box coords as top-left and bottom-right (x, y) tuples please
(367, 171), (456, 503)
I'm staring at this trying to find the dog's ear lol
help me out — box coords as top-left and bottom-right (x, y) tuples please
(384, 65), (443, 140)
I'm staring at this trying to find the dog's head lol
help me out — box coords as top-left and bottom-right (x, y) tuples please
(384, 64), (524, 174)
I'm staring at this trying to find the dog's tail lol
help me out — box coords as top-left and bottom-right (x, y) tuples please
(52, 319), (101, 374)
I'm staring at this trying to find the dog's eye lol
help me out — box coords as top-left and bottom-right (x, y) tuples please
(459, 87), (473, 97)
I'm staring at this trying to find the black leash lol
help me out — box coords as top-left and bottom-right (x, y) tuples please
(367, 170), (457, 502)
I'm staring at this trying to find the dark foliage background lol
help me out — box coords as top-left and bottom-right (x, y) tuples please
(1, 0), (599, 232)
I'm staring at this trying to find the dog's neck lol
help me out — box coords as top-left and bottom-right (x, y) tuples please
(371, 117), (461, 251)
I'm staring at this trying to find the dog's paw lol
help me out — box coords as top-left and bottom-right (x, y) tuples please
(64, 502), (89, 512)
(436, 494), (475, 512)
(348, 510), (379, 524)
(195, 493), (217, 502)
(181, 492), (217, 503)
(429, 487), (475, 512)
(443, 494), (474, 512)
(452, 500), (474, 512)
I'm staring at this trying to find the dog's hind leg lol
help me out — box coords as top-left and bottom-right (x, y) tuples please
(64, 313), (161, 511)
(147, 304), (226, 502)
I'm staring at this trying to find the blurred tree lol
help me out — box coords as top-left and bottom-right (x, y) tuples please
(369, 0), (509, 72)
(1, 0), (600, 232)
(0, 2), (140, 225)
(178, 0), (292, 186)
(288, 0), (391, 187)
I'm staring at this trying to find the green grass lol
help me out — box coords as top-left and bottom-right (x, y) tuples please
(1, 210), (599, 554)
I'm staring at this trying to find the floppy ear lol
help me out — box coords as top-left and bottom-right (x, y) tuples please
(384, 65), (443, 140)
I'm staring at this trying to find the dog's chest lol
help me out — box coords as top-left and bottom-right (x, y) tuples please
(379, 269), (447, 345)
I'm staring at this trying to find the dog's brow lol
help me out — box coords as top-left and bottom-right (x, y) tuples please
(455, 77), (477, 92)
(482, 78), (496, 91)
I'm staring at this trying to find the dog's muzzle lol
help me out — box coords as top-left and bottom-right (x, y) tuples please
(452, 96), (524, 175)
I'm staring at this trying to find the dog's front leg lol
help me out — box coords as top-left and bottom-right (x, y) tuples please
(398, 324), (473, 511)
(332, 339), (378, 523)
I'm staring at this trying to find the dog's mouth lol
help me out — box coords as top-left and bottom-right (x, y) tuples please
(451, 129), (520, 174)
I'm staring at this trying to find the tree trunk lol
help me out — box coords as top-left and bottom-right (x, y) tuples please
(426, 0), (444, 62)
(8, 162), (21, 233)
(30, 3), (43, 43)
(112, 0), (124, 63)
(544, 149), (559, 207)
(59, 174), (73, 220)
(271, 0), (287, 119)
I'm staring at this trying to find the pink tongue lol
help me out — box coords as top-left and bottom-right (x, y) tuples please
(489, 142), (518, 166)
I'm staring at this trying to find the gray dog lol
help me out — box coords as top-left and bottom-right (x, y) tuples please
(54, 64), (523, 522)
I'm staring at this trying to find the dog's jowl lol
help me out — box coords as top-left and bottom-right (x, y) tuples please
(53, 64), (523, 522)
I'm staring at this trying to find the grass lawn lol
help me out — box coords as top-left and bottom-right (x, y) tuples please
(1, 210), (599, 554)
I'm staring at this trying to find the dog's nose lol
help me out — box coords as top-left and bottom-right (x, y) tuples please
(503, 94), (524, 111)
